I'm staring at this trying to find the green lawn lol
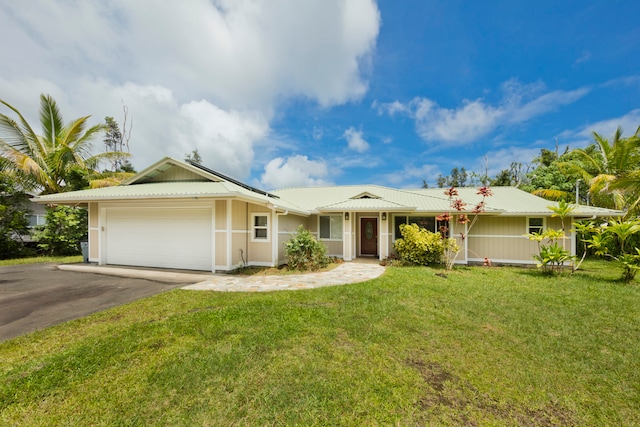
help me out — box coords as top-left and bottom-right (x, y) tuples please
(0, 255), (83, 266)
(1, 260), (639, 426)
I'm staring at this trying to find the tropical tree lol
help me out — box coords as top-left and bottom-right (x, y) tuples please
(0, 94), (122, 194)
(558, 127), (640, 212)
(0, 172), (32, 259)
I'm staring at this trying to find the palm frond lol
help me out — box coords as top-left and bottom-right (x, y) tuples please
(531, 188), (570, 201)
(39, 94), (64, 148)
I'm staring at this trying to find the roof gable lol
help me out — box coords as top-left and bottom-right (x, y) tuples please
(124, 157), (221, 185)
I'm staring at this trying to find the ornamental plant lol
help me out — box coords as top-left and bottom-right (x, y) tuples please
(436, 186), (492, 270)
(526, 201), (578, 275)
(394, 223), (445, 266)
(284, 225), (330, 271)
(580, 218), (640, 282)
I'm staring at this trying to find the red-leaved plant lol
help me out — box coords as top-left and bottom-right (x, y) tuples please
(437, 186), (493, 269)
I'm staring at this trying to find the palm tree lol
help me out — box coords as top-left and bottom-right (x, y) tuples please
(0, 94), (122, 194)
(558, 127), (640, 212)
(608, 127), (640, 213)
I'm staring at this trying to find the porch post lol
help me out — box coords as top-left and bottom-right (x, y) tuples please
(343, 211), (352, 261)
(379, 211), (388, 260)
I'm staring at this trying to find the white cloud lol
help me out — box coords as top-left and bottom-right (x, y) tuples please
(414, 98), (503, 143)
(372, 100), (409, 115)
(343, 127), (370, 152)
(557, 109), (640, 149)
(312, 126), (324, 141)
(0, 0), (380, 174)
(260, 155), (333, 189)
(375, 79), (591, 146)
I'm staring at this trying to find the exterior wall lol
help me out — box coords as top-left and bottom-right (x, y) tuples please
(88, 202), (99, 260)
(247, 203), (272, 265)
(466, 215), (574, 264)
(385, 214), (574, 265)
(277, 214), (310, 265)
(214, 200), (227, 269)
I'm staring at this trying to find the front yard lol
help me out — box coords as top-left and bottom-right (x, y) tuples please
(1, 260), (638, 426)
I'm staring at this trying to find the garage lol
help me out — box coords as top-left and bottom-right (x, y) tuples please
(105, 207), (213, 271)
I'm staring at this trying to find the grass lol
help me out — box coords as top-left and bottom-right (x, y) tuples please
(0, 255), (83, 266)
(1, 260), (639, 426)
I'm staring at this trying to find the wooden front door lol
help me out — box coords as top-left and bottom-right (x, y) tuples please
(360, 218), (378, 256)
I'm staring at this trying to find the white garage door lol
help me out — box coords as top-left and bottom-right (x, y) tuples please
(105, 207), (213, 271)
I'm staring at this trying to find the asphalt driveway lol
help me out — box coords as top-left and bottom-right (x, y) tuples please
(0, 263), (187, 342)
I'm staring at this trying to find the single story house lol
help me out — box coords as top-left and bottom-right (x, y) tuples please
(33, 157), (623, 271)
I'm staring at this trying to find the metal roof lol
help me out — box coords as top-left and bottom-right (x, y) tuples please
(272, 185), (623, 216)
(319, 198), (415, 212)
(33, 181), (308, 215)
(32, 156), (625, 218)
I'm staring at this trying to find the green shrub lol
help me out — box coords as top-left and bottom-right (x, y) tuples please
(284, 225), (330, 271)
(394, 223), (444, 266)
(35, 206), (88, 255)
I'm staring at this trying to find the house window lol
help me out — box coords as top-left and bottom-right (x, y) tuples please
(528, 217), (545, 234)
(394, 215), (436, 240)
(27, 214), (46, 228)
(252, 213), (269, 241)
(319, 215), (343, 240)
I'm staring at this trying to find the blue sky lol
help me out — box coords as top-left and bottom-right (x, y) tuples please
(1, 1), (639, 189)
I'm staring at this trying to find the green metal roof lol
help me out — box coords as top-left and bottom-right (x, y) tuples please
(34, 181), (307, 215)
(319, 197), (415, 212)
(32, 156), (625, 218)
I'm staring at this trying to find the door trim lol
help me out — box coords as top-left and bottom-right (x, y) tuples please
(359, 217), (378, 256)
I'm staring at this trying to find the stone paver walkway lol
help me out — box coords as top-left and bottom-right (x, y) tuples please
(183, 262), (386, 292)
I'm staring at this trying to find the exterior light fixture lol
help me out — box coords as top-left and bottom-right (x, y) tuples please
(345, 212), (349, 220)
(381, 212), (387, 221)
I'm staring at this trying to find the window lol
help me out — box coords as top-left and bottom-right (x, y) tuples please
(252, 213), (269, 241)
(319, 215), (343, 240)
(528, 217), (544, 234)
(394, 215), (436, 240)
(27, 214), (46, 228)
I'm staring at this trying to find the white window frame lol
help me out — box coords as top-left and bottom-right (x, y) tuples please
(527, 216), (546, 234)
(251, 213), (270, 242)
(318, 215), (343, 241)
(27, 214), (46, 228)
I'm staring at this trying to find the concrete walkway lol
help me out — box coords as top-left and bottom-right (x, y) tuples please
(60, 262), (386, 292)
(184, 262), (386, 292)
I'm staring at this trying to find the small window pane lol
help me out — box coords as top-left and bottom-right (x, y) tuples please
(28, 215), (38, 227)
(255, 228), (267, 239)
(319, 216), (330, 239)
(394, 216), (407, 240)
(330, 216), (342, 239)
(254, 215), (267, 227)
(529, 218), (544, 233)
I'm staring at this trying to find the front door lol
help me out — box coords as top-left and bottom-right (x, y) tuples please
(360, 217), (378, 256)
